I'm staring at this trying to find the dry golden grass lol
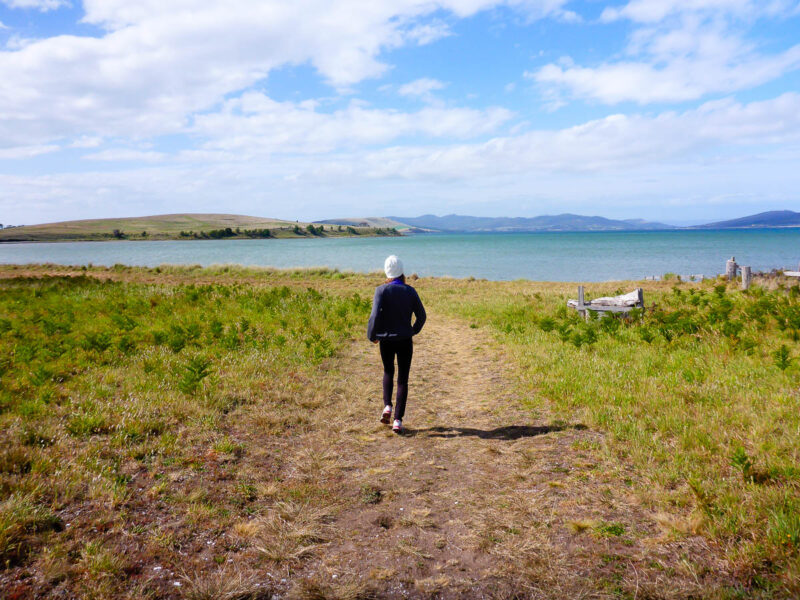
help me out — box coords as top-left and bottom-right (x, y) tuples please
(395, 540), (433, 560)
(414, 575), (451, 595)
(653, 511), (705, 537)
(252, 501), (332, 563)
(566, 518), (597, 534)
(287, 577), (376, 600)
(179, 566), (270, 600)
(399, 508), (438, 530)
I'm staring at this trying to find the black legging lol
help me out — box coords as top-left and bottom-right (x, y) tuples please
(379, 338), (413, 420)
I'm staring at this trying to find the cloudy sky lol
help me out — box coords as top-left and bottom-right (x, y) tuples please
(1, 0), (799, 225)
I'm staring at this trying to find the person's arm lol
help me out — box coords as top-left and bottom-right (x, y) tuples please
(411, 288), (426, 335)
(367, 287), (382, 342)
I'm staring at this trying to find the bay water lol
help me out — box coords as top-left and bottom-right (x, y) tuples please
(1, 229), (798, 281)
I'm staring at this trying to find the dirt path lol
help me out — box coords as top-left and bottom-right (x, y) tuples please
(259, 315), (729, 599)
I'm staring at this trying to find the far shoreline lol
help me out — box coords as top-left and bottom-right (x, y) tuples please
(0, 228), (403, 244)
(6, 223), (800, 244)
(5, 224), (800, 244)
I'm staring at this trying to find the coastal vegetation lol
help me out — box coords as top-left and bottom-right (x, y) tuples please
(0, 264), (797, 597)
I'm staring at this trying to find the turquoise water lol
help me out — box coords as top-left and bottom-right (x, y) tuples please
(1, 230), (799, 281)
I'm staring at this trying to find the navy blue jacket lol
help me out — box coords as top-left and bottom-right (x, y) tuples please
(367, 281), (426, 342)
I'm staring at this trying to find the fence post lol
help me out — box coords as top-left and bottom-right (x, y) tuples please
(577, 286), (587, 320)
(726, 257), (738, 281)
(741, 266), (752, 290)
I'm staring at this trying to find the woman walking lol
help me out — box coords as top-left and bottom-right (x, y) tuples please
(367, 255), (426, 434)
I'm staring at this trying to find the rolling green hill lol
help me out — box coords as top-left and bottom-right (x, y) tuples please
(0, 213), (399, 242)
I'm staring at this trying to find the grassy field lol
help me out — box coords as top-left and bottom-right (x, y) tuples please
(450, 277), (800, 593)
(0, 264), (798, 598)
(0, 214), (401, 242)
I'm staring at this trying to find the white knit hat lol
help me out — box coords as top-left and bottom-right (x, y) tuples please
(384, 255), (404, 279)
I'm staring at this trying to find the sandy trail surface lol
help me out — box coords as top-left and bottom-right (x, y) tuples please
(265, 315), (727, 599)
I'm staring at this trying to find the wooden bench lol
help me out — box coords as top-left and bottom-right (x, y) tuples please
(567, 286), (644, 320)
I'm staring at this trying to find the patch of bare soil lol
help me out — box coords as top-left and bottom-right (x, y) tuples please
(257, 317), (733, 599)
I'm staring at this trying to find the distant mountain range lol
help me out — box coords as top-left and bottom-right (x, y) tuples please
(690, 210), (800, 229)
(315, 210), (800, 232)
(385, 213), (672, 232)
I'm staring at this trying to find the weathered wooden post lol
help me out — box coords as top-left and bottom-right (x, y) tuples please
(741, 266), (752, 290)
(577, 285), (587, 321)
(726, 257), (738, 281)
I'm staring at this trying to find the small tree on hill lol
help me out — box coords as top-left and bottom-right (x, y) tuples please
(306, 224), (321, 236)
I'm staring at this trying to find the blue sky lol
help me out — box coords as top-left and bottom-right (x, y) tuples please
(1, 0), (800, 225)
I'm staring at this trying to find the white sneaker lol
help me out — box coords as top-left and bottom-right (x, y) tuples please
(392, 419), (403, 434)
(380, 406), (392, 424)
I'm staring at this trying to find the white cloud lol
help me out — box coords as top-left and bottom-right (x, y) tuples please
(1, 0), (69, 11)
(69, 136), (103, 149)
(0, 21), (9, 29)
(0, 144), (59, 159)
(397, 78), (447, 99)
(532, 43), (800, 104)
(600, 0), (798, 23)
(534, 4), (800, 105)
(404, 20), (452, 45)
(5, 35), (39, 50)
(84, 149), (166, 162)
(339, 92), (800, 179)
(189, 92), (513, 154)
(0, 0), (566, 147)
(5, 92), (799, 221)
